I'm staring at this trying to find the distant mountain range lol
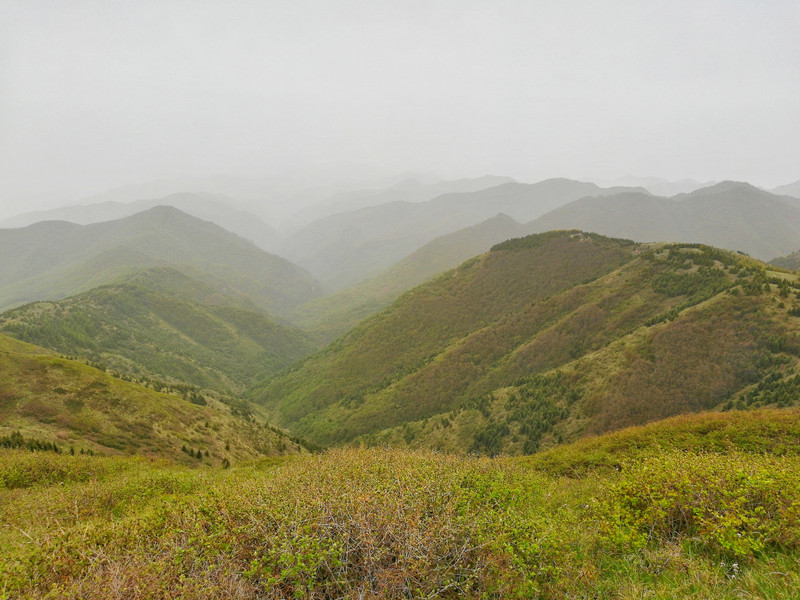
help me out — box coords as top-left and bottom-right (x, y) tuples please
(593, 176), (716, 197)
(528, 182), (800, 261)
(0, 192), (282, 253)
(0, 206), (322, 315)
(4, 173), (800, 461)
(277, 178), (645, 289)
(772, 180), (800, 198)
(286, 175), (516, 227)
(253, 231), (800, 452)
(287, 180), (800, 340)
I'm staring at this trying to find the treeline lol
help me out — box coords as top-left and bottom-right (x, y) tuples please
(491, 230), (636, 252)
(0, 430), (94, 455)
(728, 370), (800, 410)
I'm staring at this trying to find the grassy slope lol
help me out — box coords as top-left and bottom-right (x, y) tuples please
(0, 333), (305, 463)
(0, 206), (322, 315)
(257, 232), (800, 450)
(0, 267), (318, 394)
(289, 214), (532, 342)
(3, 408), (800, 599)
(366, 287), (800, 454)
(255, 231), (635, 443)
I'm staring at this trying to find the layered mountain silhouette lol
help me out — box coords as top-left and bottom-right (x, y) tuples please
(287, 175), (516, 226)
(289, 214), (533, 341)
(287, 181), (800, 340)
(0, 192), (282, 253)
(528, 182), (800, 260)
(0, 206), (322, 314)
(278, 178), (643, 289)
(594, 176), (715, 197)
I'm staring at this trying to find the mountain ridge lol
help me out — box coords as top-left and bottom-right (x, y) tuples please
(278, 178), (645, 289)
(529, 181), (800, 260)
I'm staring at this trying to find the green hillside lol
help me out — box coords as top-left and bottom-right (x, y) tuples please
(290, 214), (532, 341)
(0, 206), (321, 315)
(255, 231), (800, 449)
(3, 408), (800, 599)
(0, 333), (306, 463)
(0, 267), (318, 394)
(254, 231), (636, 441)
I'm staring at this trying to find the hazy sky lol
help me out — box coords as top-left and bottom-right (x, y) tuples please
(1, 0), (798, 216)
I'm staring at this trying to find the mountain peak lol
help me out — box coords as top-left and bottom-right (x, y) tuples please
(688, 180), (760, 196)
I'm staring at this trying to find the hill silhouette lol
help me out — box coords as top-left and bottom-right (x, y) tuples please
(0, 206), (321, 314)
(278, 178), (643, 289)
(0, 192), (282, 252)
(529, 182), (800, 260)
(289, 214), (533, 341)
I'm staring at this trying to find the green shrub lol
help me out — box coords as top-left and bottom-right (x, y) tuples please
(601, 451), (800, 556)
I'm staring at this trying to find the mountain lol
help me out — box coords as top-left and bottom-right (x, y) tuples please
(0, 206), (322, 314)
(253, 231), (800, 450)
(287, 175), (516, 227)
(772, 180), (800, 198)
(770, 249), (800, 270)
(0, 332), (306, 462)
(278, 178), (644, 289)
(0, 192), (282, 253)
(289, 214), (533, 341)
(595, 176), (715, 197)
(0, 267), (318, 394)
(529, 182), (800, 261)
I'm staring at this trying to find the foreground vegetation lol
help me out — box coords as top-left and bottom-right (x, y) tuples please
(2, 409), (799, 599)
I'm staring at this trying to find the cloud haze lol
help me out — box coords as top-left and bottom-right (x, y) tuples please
(1, 0), (798, 216)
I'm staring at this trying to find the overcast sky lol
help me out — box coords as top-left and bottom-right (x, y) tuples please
(1, 0), (798, 216)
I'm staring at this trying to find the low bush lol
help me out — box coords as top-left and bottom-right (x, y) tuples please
(601, 451), (800, 556)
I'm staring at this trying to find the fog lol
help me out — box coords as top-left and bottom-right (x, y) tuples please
(1, 0), (798, 220)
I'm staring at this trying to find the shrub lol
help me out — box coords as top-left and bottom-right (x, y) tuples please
(600, 451), (800, 556)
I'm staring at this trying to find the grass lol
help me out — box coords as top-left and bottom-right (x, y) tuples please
(3, 408), (800, 598)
